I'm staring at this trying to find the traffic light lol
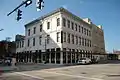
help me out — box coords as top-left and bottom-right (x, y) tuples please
(17, 9), (22, 21)
(25, 0), (32, 7)
(36, 0), (44, 11)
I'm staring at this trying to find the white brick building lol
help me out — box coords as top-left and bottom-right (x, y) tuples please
(16, 7), (105, 64)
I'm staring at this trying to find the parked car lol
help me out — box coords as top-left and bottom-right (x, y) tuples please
(4, 57), (12, 66)
(77, 58), (91, 64)
(91, 58), (99, 64)
(0, 59), (4, 64)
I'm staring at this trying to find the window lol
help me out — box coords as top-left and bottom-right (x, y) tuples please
(79, 37), (81, 45)
(76, 36), (78, 45)
(33, 38), (35, 46)
(47, 22), (50, 29)
(67, 20), (70, 28)
(75, 23), (77, 31)
(16, 42), (19, 48)
(27, 39), (30, 47)
(22, 41), (24, 47)
(67, 33), (70, 43)
(63, 32), (66, 42)
(33, 27), (36, 34)
(86, 29), (88, 36)
(71, 22), (74, 30)
(47, 35), (50, 44)
(20, 42), (21, 48)
(82, 38), (84, 46)
(57, 18), (60, 26)
(84, 28), (86, 35)
(57, 32), (60, 42)
(72, 34), (74, 44)
(79, 26), (81, 32)
(28, 29), (30, 36)
(87, 39), (89, 47)
(40, 24), (42, 32)
(61, 31), (63, 43)
(63, 18), (66, 27)
(85, 39), (86, 46)
(89, 31), (91, 36)
(39, 36), (42, 45)
(82, 27), (83, 33)
(90, 40), (91, 47)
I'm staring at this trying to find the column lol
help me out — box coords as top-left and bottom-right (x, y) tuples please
(49, 52), (51, 63)
(55, 51), (56, 64)
(60, 52), (63, 64)
(75, 52), (77, 63)
(71, 52), (72, 63)
(41, 53), (43, 63)
(66, 52), (68, 64)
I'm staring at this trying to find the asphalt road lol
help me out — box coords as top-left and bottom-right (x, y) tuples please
(1, 61), (120, 80)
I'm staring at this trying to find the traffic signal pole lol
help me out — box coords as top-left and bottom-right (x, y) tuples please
(7, 0), (32, 16)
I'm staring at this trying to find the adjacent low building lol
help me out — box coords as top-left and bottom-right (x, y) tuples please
(15, 7), (106, 64)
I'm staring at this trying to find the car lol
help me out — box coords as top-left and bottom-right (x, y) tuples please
(0, 59), (4, 64)
(4, 57), (12, 66)
(77, 58), (91, 64)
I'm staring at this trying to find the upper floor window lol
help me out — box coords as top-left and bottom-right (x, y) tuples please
(33, 27), (36, 34)
(86, 29), (88, 36)
(67, 33), (70, 43)
(63, 32), (66, 42)
(39, 36), (42, 45)
(28, 29), (30, 36)
(71, 22), (74, 30)
(84, 28), (86, 35)
(79, 26), (81, 32)
(47, 35), (50, 44)
(79, 37), (81, 45)
(81, 27), (83, 33)
(47, 22), (50, 29)
(62, 18), (66, 27)
(89, 31), (91, 36)
(33, 38), (35, 46)
(85, 39), (86, 46)
(57, 32), (60, 42)
(22, 41), (24, 47)
(27, 39), (30, 47)
(75, 23), (77, 31)
(16, 42), (19, 48)
(82, 38), (84, 46)
(72, 34), (74, 44)
(57, 18), (60, 26)
(40, 24), (42, 32)
(76, 36), (78, 45)
(67, 20), (70, 28)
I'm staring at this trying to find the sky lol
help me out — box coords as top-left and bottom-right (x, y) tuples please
(0, 0), (120, 52)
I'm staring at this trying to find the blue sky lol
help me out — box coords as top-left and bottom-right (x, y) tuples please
(0, 0), (120, 52)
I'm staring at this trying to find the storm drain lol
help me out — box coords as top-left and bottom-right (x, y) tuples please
(107, 74), (120, 77)
(81, 72), (87, 74)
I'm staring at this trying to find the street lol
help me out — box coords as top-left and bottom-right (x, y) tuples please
(1, 61), (120, 80)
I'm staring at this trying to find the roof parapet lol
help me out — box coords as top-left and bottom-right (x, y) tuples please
(83, 18), (92, 24)
(98, 25), (102, 29)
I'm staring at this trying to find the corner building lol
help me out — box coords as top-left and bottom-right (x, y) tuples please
(16, 7), (105, 64)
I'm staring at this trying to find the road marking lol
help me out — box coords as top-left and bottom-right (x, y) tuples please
(43, 71), (104, 80)
(15, 72), (44, 80)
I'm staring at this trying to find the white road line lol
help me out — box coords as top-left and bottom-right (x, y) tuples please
(14, 71), (103, 80)
(43, 71), (104, 80)
(15, 72), (44, 80)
